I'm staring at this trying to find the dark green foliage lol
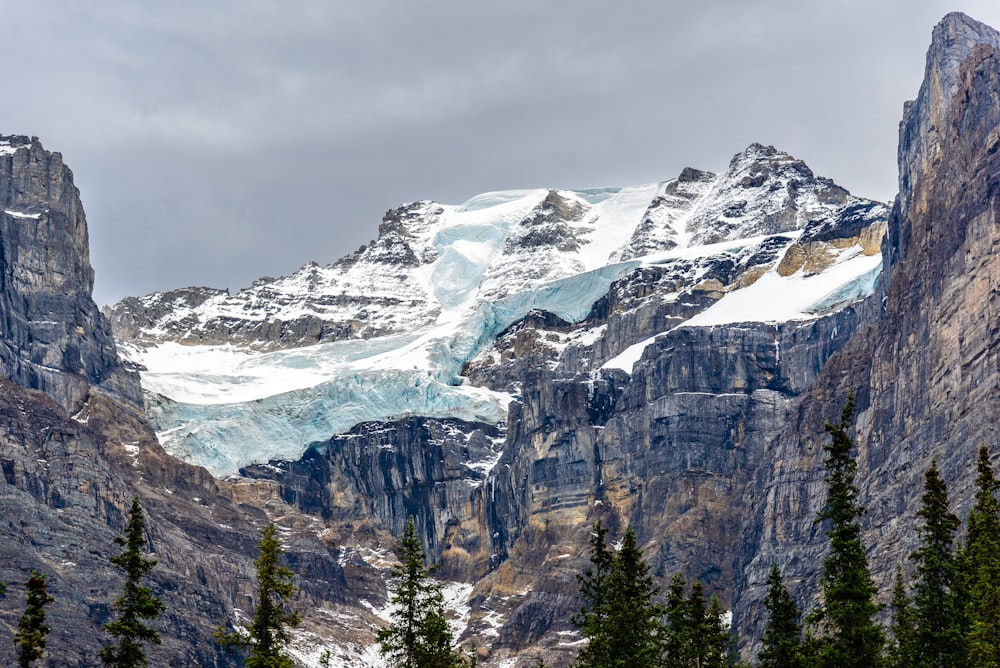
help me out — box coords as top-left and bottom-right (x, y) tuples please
(573, 524), (665, 668)
(961, 446), (1000, 665)
(606, 526), (664, 667)
(216, 522), (301, 668)
(99, 496), (164, 667)
(910, 459), (964, 666)
(759, 563), (805, 668)
(809, 393), (884, 667)
(888, 565), (917, 668)
(663, 573), (688, 667)
(14, 570), (54, 668)
(377, 516), (462, 668)
(572, 519), (614, 668)
(663, 575), (731, 668)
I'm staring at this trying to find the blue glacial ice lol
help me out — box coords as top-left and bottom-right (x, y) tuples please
(147, 260), (641, 478)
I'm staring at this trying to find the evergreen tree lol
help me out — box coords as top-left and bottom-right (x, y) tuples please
(910, 459), (964, 666)
(661, 575), (731, 668)
(664, 572), (689, 668)
(99, 496), (164, 667)
(888, 565), (917, 668)
(961, 446), (1000, 665)
(14, 570), (54, 668)
(759, 563), (805, 668)
(689, 585), (729, 668)
(572, 519), (614, 668)
(377, 516), (461, 668)
(603, 526), (663, 668)
(809, 393), (884, 667)
(216, 522), (301, 668)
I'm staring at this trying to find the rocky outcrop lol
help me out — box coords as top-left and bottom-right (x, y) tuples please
(243, 417), (505, 581)
(0, 135), (140, 412)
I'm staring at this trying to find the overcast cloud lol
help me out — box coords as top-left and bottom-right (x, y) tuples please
(2, 1), (998, 305)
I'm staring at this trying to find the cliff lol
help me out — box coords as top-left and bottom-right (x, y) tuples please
(0, 136), (140, 413)
(0, 138), (388, 667)
(734, 11), (1000, 652)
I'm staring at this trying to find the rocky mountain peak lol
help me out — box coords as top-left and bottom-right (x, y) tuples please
(0, 134), (140, 412)
(727, 143), (815, 188)
(896, 12), (1000, 234)
(378, 199), (442, 238)
(504, 189), (588, 252)
(684, 143), (864, 246)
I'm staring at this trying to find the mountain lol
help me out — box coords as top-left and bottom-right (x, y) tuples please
(108, 143), (886, 478)
(108, 130), (887, 668)
(0, 11), (997, 668)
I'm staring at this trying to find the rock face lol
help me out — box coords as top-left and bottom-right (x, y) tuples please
(0, 135), (140, 412)
(734, 11), (1000, 654)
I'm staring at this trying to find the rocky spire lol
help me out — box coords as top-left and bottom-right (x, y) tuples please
(0, 135), (140, 412)
(895, 13), (1000, 248)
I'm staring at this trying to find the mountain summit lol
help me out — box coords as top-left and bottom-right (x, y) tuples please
(109, 144), (886, 477)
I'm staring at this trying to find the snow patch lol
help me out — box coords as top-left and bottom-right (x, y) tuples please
(4, 210), (41, 219)
(0, 141), (25, 156)
(602, 335), (659, 373)
(682, 249), (881, 327)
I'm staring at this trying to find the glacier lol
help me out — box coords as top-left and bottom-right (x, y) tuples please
(117, 145), (889, 477)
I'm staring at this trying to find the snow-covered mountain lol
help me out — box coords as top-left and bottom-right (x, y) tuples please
(110, 143), (887, 477)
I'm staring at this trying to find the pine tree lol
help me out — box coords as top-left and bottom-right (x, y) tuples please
(661, 575), (732, 668)
(99, 496), (164, 667)
(572, 519), (614, 668)
(809, 393), (884, 667)
(910, 459), (964, 666)
(690, 586), (730, 668)
(663, 573), (690, 668)
(376, 516), (461, 668)
(759, 563), (805, 668)
(216, 522), (301, 668)
(603, 526), (663, 668)
(961, 446), (1000, 665)
(888, 565), (916, 668)
(14, 570), (54, 668)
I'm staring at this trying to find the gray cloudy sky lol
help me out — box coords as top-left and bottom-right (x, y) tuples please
(3, 1), (999, 306)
